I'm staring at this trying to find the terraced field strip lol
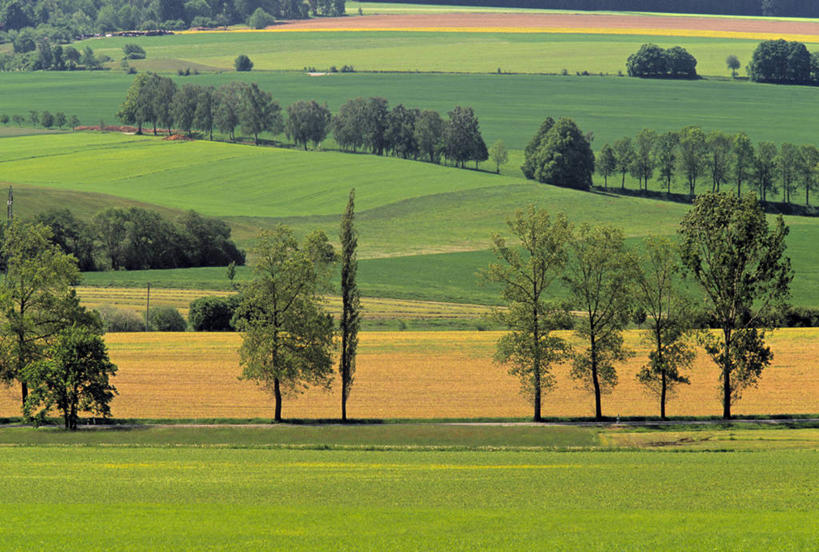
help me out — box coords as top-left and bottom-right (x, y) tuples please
(1, 329), (814, 419)
(75, 286), (491, 321)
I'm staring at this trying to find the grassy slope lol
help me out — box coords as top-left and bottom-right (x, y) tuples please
(9, 71), (819, 149)
(77, 31), (814, 77)
(0, 443), (815, 550)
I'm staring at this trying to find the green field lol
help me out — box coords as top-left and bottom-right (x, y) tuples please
(0, 425), (816, 550)
(4, 133), (818, 306)
(9, 71), (819, 149)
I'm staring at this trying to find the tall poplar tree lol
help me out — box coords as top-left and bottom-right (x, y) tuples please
(339, 189), (360, 422)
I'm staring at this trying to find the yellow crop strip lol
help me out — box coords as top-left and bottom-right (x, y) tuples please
(179, 26), (819, 42)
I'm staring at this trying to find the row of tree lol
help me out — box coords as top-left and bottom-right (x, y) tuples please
(0, 0), (336, 36)
(486, 192), (791, 421)
(27, 207), (245, 272)
(597, 127), (819, 205)
(626, 44), (698, 79)
(0, 35), (107, 71)
(1, 111), (80, 130)
(748, 39), (819, 85)
(118, 74), (491, 167)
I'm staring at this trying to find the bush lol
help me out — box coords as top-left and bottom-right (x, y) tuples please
(97, 305), (145, 332)
(749, 39), (812, 84)
(189, 296), (239, 331)
(779, 306), (819, 327)
(149, 306), (187, 331)
(248, 8), (275, 29)
(122, 43), (146, 60)
(234, 54), (253, 72)
(627, 43), (697, 79)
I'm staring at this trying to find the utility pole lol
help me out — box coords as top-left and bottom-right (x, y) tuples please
(145, 282), (151, 332)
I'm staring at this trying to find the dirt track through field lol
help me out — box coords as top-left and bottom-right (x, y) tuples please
(190, 13), (819, 40)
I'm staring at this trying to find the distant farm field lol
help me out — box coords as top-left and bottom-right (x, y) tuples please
(1, 446), (815, 550)
(1, 329), (815, 419)
(9, 71), (819, 149)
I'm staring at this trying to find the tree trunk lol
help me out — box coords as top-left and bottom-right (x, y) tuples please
(20, 381), (27, 408)
(532, 303), (542, 422)
(737, 178), (741, 197)
(660, 370), (667, 420)
(590, 334), (602, 420)
(274, 378), (282, 422)
(603, 174), (607, 189)
(621, 172), (625, 189)
(722, 329), (732, 419)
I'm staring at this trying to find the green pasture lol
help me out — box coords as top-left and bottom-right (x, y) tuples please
(0, 426), (815, 550)
(4, 133), (819, 306)
(75, 30), (811, 77)
(6, 71), (819, 150)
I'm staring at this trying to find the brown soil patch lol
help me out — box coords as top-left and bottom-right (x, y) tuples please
(163, 134), (194, 141)
(76, 125), (139, 133)
(275, 13), (819, 36)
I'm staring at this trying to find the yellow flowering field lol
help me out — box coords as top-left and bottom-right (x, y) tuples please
(0, 329), (815, 419)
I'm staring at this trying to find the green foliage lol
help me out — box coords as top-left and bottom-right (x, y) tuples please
(148, 306), (187, 332)
(678, 125), (707, 196)
(234, 54), (253, 72)
(22, 325), (116, 430)
(248, 8), (275, 30)
(188, 296), (239, 332)
(596, 143), (616, 188)
(235, 226), (336, 421)
(122, 43), (146, 60)
(484, 206), (572, 421)
(96, 305), (145, 333)
(749, 39), (812, 84)
(239, 82), (282, 144)
(339, 190), (360, 422)
(524, 117), (594, 189)
(286, 99), (331, 150)
(488, 140), (508, 174)
(627, 43), (697, 79)
(565, 224), (636, 420)
(442, 105), (487, 168)
(679, 192), (792, 418)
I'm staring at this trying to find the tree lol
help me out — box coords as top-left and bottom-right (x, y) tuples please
(54, 112), (67, 129)
(705, 130), (732, 193)
(80, 46), (100, 69)
(172, 83), (200, 136)
(613, 137), (634, 189)
(678, 125), (707, 197)
(732, 132), (755, 198)
(749, 39), (811, 84)
(384, 104), (419, 159)
(0, 223), (82, 407)
(777, 143), (799, 204)
(665, 46), (697, 78)
(234, 54), (253, 71)
(521, 117), (555, 179)
(153, 75), (177, 135)
(627, 43), (668, 77)
(564, 224), (635, 420)
(122, 43), (146, 59)
(726, 54), (740, 78)
(193, 86), (215, 140)
(361, 97), (389, 156)
(634, 237), (695, 419)
(526, 118), (594, 190)
(761, 0), (781, 16)
(239, 83), (283, 145)
(235, 226), (336, 421)
(631, 128), (657, 191)
(248, 7), (275, 28)
(188, 296), (239, 332)
(488, 140), (509, 174)
(117, 72), (159, 135)
(12, 114), (24, 127)
(655, 131), (679, 193)
(214, 82), (244, 141)
(484, 206), (572, 422)
(597, 143), (616, 189)
(414, 109), (444, 163)
(680, 193), (791, 419)
(339, 190), (360, 423)
(443, 105), (487, 168)
(754, 141), (778, 202)
(23, 325), (116, 430)
(28, 110), (39, 127)
(286, 100), (331, 150)
(40, 110), (54, 129)
(797, 144), (819, 206)
(333, 97), (366, 152)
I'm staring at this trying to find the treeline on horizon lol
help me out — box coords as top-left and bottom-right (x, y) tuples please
(0, 0), (343, 36)
(373, 0), (817, 17)
(8, 206), (246, 272)
(118, 73), (491, 167)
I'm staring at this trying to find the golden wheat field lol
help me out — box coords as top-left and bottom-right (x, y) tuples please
(0, 330), (815, 419)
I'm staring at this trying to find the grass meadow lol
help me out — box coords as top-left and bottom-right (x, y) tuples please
(1, 329), (816, 420)
(5, 134), (818, 306)
(8, 71), (819, 149)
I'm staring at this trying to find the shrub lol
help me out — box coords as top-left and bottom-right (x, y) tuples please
(779, 306), (819, 327)
(149, 306), (187, 331)
(627, 43), (697, 79)
(122, 43), (146, 60)
(234, 54), (253, 72)
(97, 305), (145, 332)
(248, 8), (275, 30)
(189, 296), (239, 331)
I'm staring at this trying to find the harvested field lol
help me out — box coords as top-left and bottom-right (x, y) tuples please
(184, 13), (819, 41)
(1, 329), (815, 419)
